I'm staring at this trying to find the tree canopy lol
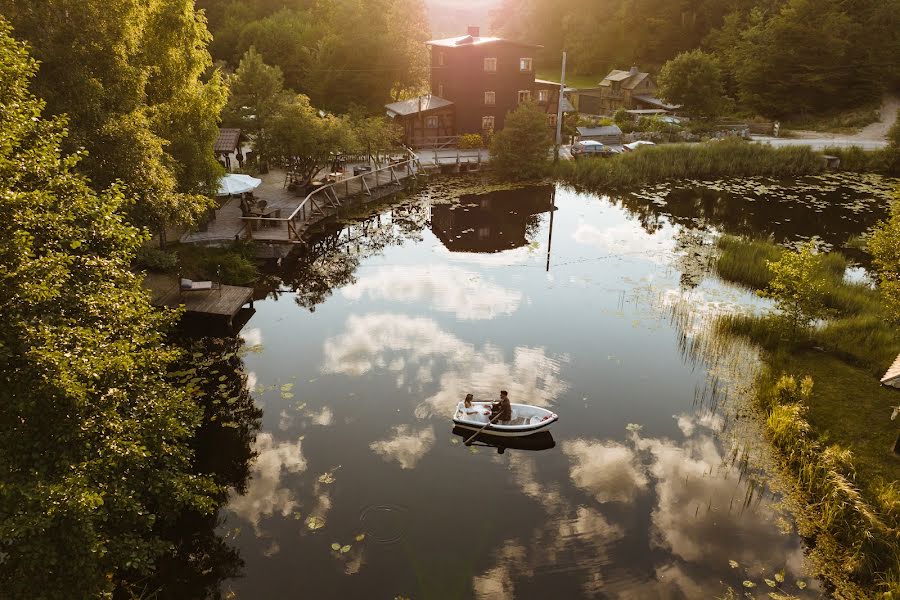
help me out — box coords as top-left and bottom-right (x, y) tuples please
(490, 102), (552, 180)
(761, 241), (829, 333)
(658, 50), (725, 118)
(0, 0), (227, 232)
(0, 20), (222, 597)
(199, 0), (430, 112)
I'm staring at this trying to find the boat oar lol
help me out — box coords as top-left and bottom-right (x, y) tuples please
(464, 411), (502, 445)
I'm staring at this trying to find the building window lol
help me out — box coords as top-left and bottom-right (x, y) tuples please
(438, 52), (445, 66)
(425, 116), (439, 129)
(519, 57), (533, 72)
(548, 114), (557, 127)
(437, 83), (444, 97)
(482, 116), (495, 130)
(517, 90), (531, 104)
(483, 57), (497, 72)
(537, 89), (550, 103)
(484, 91), (495, 106)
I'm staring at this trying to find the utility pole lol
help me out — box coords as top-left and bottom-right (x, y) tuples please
(554, 50), (567, 162)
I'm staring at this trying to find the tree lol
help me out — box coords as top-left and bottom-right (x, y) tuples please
(222, 47), (289, 162)
(347, 112), (403, 165)
(867, 194), (900, 320)
(268, 94), (355, 184)
(490, 102), (553, 180)
(658, 50), (725, 119)
(761, 241), (829, 334)
(0, 0), (227, 234)
(0, 21), (218, 597)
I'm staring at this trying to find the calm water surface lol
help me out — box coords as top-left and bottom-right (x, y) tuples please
(215, 174), (893, 599)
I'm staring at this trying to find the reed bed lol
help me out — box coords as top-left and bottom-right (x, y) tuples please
(555, 138), (825, 188)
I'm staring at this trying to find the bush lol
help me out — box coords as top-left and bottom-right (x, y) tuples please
(613, 108), (629, 125)
(555, 138), (824, 188)
(135, 247), (179, 273)
(199, 251), (257, 285)
(458, 133), (484, 149)
(490, 101), (552, 180)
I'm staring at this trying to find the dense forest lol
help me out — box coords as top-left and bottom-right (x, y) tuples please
(491, 0), (900, 116)
(197, 0), (430, 112)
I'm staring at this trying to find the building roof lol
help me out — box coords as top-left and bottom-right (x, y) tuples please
(214, 128), (242, 154)
(560, 97), (576, 113)
(426, 35), (542, 49)
(577, 125), (623, 137)
(385, 95), (453, 117)
(600, 68), (652, 90)
(882, 353), (900, 387)
(632, 95), (680, 110)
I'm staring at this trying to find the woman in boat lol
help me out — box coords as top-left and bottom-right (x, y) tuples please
(461, 394), (482, 417)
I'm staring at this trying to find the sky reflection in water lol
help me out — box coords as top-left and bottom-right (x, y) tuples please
(218, 176), (892, 598)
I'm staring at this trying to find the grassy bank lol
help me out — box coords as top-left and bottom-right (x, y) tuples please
(555, 138), (825, 188)
(136, 242), (259, 285)
(713, 235), (900, 595)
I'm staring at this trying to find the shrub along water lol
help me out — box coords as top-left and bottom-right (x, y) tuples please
(555, 138), (825, 188)
(713, 235), (900, 595)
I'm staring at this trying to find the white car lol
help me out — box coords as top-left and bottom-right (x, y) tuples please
(623, 141), (656, 152)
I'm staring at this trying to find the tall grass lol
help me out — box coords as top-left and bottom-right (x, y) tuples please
(555, 138), (825, 188)
(715, 236), (783, 290)
(755, 372), (899, 595)
(823, 146), (900, 177)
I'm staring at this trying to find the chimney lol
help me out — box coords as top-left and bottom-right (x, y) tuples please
(629, 65), (639, 76)
(467, 25), (480, 38)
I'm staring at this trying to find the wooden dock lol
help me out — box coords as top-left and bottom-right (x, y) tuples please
(181, 150), (422, 246)
(145, 274), (253, 326)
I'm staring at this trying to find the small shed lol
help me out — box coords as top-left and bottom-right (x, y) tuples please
(385, 95), (455, 148)
(576, 125), (623, 145)
(214, 128), (244, 172)
(881, 353), (900, 387)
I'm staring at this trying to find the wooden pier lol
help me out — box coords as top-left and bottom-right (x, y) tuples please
(145, 274), (254, 327)
(181, 150), (422, 246)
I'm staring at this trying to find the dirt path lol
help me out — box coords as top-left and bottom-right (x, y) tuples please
(851, 94), (900, 140)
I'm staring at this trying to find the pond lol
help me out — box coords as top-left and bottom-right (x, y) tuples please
(209, 174), (894, 599)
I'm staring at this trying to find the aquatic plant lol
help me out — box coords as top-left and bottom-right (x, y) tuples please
(555, 138), (825, 188)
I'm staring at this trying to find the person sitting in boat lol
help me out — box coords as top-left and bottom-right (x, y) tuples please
(491, 390), (513, 423)
(461, 394), (481, 417)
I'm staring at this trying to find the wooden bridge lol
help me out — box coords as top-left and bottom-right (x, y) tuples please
(182, 149), (422, 246)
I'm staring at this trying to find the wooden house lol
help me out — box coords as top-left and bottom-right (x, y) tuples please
(594, 67), (678, 115)
(385, 95), (455, 147)
(575, 125), (623, 145)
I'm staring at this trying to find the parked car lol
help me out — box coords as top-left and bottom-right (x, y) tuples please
(571, 140), (620, 159)
(623, 141), (656, 152)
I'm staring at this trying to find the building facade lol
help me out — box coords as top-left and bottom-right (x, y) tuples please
(428, 27), (547, 135)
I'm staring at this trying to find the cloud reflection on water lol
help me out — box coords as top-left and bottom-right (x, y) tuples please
(227, 433), (306, 533)
(342, 265), (522, 320)
(321, 313), (568, 418)
(369, 424), (436, 469)
(472, 413), (813, 598)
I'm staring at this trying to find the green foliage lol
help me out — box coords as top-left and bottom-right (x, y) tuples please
(346, 111), (404, 161)
(761, 242), (829, 333)
(222, 46), (288, 162)
(0, 22), (217, 597)
(169, 243), (260, 286)
(136, 247), (179, 274)
(490, 102), (552, 180)
(458, 133), (485, 149)
(268, 94), (355, 184)
(716, 235), (783, 290)
(658, 50), (725, 118)
(613, 109), (629, 125)
(867, 196), (900, 320)
(200, 0), (430, 112)
(555, 138), (823, 188)
(0, 0), (227, 231)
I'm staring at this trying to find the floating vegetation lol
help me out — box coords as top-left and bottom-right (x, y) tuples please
(305, 515), (325, 531)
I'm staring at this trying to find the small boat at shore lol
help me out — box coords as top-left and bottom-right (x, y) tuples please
(452, 401), (558, 437)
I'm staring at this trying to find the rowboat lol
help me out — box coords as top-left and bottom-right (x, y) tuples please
(452, 401), (558, 437)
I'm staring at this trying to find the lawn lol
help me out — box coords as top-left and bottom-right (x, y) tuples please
(535, 68), (602, 90)
(774, 350), (900, 496)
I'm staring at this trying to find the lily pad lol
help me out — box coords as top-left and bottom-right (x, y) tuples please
(318, 472), (335, 484)
(340, 544), (351, 554)
(742, 580), (756, 589)
(728, 560), (739, 569)
(764, 579), (776, 588)
(306, 515), (325, 531)
(796, 580), (807, 589)
(331, 543), (341, 551)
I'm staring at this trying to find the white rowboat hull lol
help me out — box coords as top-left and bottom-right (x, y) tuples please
(452, 402), (558, 437)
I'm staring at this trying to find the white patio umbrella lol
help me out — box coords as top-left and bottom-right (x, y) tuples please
(216, 173), (262, 196)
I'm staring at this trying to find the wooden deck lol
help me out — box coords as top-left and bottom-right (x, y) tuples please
(181, 151), (422, 246)
(146, 274), (253, 322)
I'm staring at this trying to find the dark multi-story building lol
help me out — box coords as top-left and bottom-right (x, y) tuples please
(386, 26), (572, 146)
(428, 26), (543, 135)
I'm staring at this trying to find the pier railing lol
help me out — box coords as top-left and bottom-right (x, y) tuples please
(240, 148), (421, 241)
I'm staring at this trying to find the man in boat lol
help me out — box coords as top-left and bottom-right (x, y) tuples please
(491, 390), (512, 423)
